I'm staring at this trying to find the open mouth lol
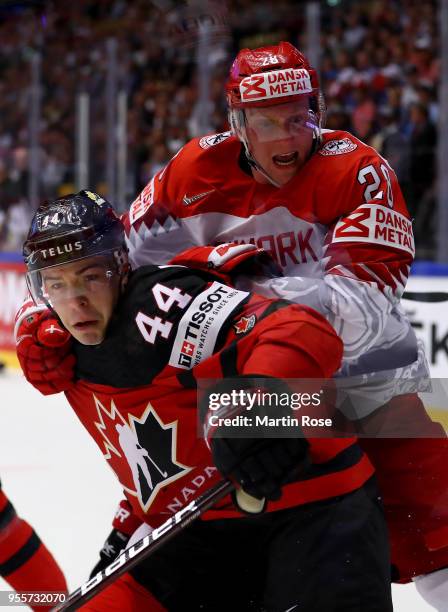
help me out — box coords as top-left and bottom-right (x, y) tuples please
(272, 151), (298, 167)
(73, 320), (98, 329)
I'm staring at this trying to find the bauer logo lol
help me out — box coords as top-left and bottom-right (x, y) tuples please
(239, 68), (312, 102)
(169, 281), (249, 369)
(333, 204), (414, 255)
(319, 138), (357, 156)
(81, 497), (200, 596)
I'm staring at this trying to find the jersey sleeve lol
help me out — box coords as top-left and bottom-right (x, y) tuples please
(325, 144), (413, 298)
(239, 303), (343, 379)
(244, 147), (415, 362)
(123, 140), (218, 268)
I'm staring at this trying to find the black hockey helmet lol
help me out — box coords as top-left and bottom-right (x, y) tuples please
(23, 190), (129, 306)
(24, 190), (126, 271)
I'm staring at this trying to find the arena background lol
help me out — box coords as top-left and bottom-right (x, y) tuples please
(0, 1), (446, 609)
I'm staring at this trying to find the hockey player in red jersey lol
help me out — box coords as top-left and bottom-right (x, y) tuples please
(0, 481), (67, 611)
(15, 41), (448, 606)
(19, 191), (393, 611)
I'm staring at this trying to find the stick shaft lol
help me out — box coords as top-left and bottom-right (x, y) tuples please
(55, 479), (234, 612)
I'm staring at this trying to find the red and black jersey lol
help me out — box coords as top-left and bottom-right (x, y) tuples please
(66, 265), (373, 526)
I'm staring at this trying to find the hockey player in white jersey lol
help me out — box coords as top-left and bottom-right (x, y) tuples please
(112, 41), (448, 606)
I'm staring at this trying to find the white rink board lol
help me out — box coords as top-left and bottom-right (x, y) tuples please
(0, 370), (436, 610)
(403, 276), (448, 378)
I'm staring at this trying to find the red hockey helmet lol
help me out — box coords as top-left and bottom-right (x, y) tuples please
(226, 41), (321, 109)
(226, 42), (325, 187)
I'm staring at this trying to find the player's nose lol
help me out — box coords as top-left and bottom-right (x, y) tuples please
(67, 292), (90, 310)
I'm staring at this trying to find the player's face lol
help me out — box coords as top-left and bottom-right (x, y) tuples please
(245, 99), (316, 186)
(41, 255), (121, 345)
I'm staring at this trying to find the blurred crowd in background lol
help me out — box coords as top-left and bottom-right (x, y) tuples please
(0, 0), (439, 257)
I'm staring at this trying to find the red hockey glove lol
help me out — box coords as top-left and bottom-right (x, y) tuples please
(170, 243), (283, 284)
(90, 499), (143, 578)
(14, 298), (75, 395)
(111, 499), (143, 536)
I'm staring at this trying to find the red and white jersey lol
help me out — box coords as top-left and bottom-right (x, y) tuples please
(124, 130), (428, 394)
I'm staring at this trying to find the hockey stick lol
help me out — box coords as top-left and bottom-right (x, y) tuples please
(54, 479), (234, 612)
(403, 291), (448, 302)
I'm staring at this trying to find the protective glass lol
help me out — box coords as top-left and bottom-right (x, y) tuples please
(244, 102), (318, 143)
(27, 253), (119, 308)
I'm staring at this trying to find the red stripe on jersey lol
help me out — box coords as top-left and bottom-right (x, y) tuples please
(201, 452), (374, 520)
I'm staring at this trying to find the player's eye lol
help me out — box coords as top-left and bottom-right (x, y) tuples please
(253, 117), (274, 131)
(288, 115), (310, 130)
(84, 273), (101, 282)
(49, 281), (65, 291)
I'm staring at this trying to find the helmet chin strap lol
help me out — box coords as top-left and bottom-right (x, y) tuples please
(244, 143), (282, 188)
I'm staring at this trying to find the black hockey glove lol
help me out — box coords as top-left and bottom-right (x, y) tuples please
(89, 528), (130, 578)
(210, 435), (309, 503)
(202, 378), (310, 506)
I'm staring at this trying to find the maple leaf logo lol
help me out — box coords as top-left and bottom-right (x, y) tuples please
(93, 397), (190, 513)
(233, 314), (256, 335)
